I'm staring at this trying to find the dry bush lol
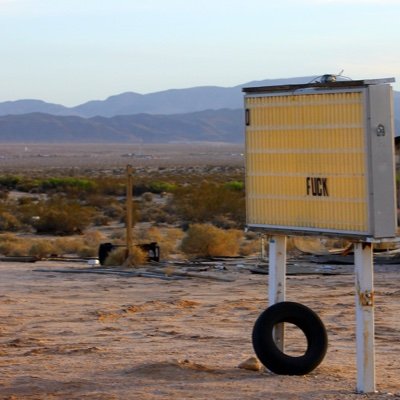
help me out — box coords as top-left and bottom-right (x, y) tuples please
(164, 227), (185, 241)
(109, 229), (127, 241)
(0, 237), (31, 256)
(0, 233), (18, 242)
(171, 182), (245, 228)
(103, 246), (147, 267)
(0, 211), (21, 231)
(83, 230), (107, 247)
(180, 224), (242, 257)
(28, 240), (60, 258)
(103, 203), (124, 219)
(137, 225), (162, 242)
(32, 197), (94, 235)
(0, 230), (107, 259)
(239, 237), (262, 256)
(139, 203), (176, 224)
(54, 237), (85, 255)
(52, 231), (107, 257)
(136, 226), (184, 258)
(141, 192), (153, 202)
(76, 246), (97, 258)
(77, 231), (108, 257)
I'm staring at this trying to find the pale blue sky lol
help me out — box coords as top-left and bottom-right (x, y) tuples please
(1, 0), (399, 106)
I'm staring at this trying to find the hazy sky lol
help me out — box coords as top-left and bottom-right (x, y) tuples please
(1, 0), (399, 106)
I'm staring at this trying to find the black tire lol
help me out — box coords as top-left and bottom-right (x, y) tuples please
(252, 301), (328, 375)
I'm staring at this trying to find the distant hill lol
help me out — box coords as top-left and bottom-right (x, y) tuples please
(0, 77), (319, 117)
(0, 109), (244, 143)
(0, 76), (398, 143)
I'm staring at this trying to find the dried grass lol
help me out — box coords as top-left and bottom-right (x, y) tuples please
(180, 224), (242, 257)
(103, 246), (147, 267)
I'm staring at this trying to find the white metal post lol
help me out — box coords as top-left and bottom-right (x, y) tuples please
(269, 235), (287, 351)
(354, 242), (375, 393)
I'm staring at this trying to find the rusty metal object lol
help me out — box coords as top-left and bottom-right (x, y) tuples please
(358, 290), (374, 307)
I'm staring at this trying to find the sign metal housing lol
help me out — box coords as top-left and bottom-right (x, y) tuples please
(243, 78), (397, 239)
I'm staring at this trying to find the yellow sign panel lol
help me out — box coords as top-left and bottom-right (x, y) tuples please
(245, 90), (370, 235)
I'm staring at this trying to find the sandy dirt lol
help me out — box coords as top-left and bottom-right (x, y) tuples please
(0, 143), (244, 172)
(0, 260), (399, 399)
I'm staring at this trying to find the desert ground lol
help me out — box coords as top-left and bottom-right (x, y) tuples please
(1, 143), (400, 399)
(1, 259), (400, 400)
(0, 143), (244, 172)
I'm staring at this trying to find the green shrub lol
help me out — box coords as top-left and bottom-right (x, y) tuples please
(149, 181), (177, 194)
(0, 175), (21, 190)
(39, 177), (97, 195)
(224, 181), (244, 191)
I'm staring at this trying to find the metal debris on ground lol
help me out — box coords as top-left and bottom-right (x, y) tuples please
(24, 250), (400, 281)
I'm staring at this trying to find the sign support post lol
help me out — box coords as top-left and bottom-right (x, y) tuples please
(354, 242), (375, 393)
(124, 164), (134, 267)
(268, 235), (287, 351)
(243, 78), (396, 390)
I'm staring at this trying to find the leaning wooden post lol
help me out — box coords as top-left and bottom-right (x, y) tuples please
(354, 242), (375, 393)
(269, 235), (287, 351)
(125, 165), (134, 266)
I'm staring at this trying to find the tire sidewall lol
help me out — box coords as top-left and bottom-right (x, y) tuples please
(252, 301), (328, 375)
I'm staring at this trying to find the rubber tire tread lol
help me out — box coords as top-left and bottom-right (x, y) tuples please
(252, 301), (328, 375)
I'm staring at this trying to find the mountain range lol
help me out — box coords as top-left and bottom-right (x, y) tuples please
(0, 76), (398, 143)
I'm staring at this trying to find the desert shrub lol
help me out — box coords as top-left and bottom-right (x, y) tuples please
(52, 231), (106, 257)
(0, 175), (21, 190)
(224, 181), (244, 191)
(32, 197), (94, 235)
(94, 176), (126, 196)
(103, 246), (147, 267)
(180, 224), (242, 257)
(92, 214), (111, 226)
(109, 229), (127, 242)
(84, 194), (114, 208)
(148, 181), (177, 194)
(54, 237), (84, 255)
(0, 233), (18, 242)
(164, 227), (185, 242)
(139, 203), (177, 225)
(76, 246), (97, 258)
(17, 196), (39, 206)
(136, 225), (162, 242)
(142, 192), (153, 202)
(103, 202), (124, 219)
(239, 238), (262, 256)
(28, 240), (59, 258)
(0, 211), (21, 231)
(83, 230), (107, 247)
(0, 236), (31, 256)
(134, 226), (184, 258)
(39, 177), (97, 194)
(15, 178), (42, 193)
(212, 215), (237, 229)
(171, 182), (245, 228)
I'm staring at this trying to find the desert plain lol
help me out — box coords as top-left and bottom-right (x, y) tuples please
(0, 143), (399, 399)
